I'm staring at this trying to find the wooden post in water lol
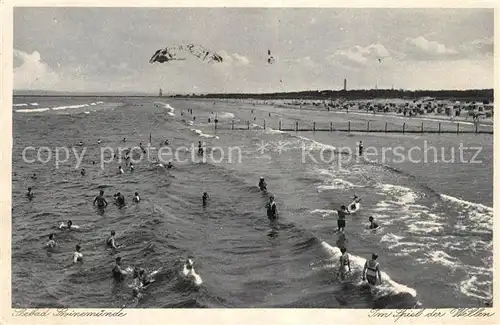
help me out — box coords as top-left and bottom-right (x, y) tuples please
(403, 123), (406, 134)
(247, 121), (250, 130)
(231, 120), (234, 130)
(295, 121), (299, 132)
(263, 120), (266, 129)
(385, 122), (387, 133)
(330, 122), (333, 132)
(367, 121), (370, 132)
(438, 123), (441, 134)
(313, 122), (316, 132)
(215, 120), (218, 130)
(348, 121), (351, 132)
(279, 121), (282, 131)
(421, 122), (424, 134)
(456, 123), (459, 134)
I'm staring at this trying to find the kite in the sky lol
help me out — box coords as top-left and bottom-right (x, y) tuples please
(267, 49), (275, 64)
(149, 44), (224, 64)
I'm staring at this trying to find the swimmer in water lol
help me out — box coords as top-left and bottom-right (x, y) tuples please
(31, 173), (37, 180)
(266, 196), (278, 221)
(337, 205), (350, 233)
(92, 160), (96, 165)
(73, 245), (83, 264)
(368, 216), (379, 229)
(106, 230), (118, 249)
(59, 220), (78, 230)
(130, 164), (135, 172)
(198, 141), (204, 156)
(258, 177), (267, 191)
(133, 192), (140, 203)
(45, 234), (56, 248)
(122, 137), (126, 143)
(114, 192), (125, 206)
(164, 139), (169, 146)
(93, 190), (108, 208)
(138, 269), (152, 288)
(202, 192), (209, 206)
(363, 253), (382, 286)
(167, 162), (173, 169)
(81, 168), (86, 176)
(118, 166), (125, 174)
(112, 257), (127, 282)
(97, 139), (101, 144)
(26, 187), (34, 199)
(78, 141), (83, 146)
(338, 247), (351, 281)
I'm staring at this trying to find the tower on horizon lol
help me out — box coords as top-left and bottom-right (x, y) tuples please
(159, 88), (163, 97)
(343, 78), (347, 91)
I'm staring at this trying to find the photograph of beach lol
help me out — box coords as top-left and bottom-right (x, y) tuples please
(11, 7), (493, 309)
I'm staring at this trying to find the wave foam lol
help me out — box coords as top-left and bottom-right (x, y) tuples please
(320, 241), (417, 299)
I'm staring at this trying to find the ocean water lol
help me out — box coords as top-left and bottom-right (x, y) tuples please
(12, 96), (493, 308)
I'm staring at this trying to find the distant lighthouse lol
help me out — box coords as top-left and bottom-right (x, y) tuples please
(343, 79), (347, 91)
(159, 88), (163, 97)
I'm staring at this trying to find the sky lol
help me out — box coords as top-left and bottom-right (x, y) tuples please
(13, 8), (494, 94)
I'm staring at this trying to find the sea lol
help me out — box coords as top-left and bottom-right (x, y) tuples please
(12, 96), (493, 308)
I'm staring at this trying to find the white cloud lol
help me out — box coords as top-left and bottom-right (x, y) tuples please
(327, 43), (391, 67)
(218, 50), (250, 66)
(14, 49), (60, 89)
(285, 56), (317, 68)
(403, 36), (458, 60)
(469, 37), (493, 55)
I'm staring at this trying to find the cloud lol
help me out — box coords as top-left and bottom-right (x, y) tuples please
(327, 43), (391, 67)
(469, 37), (493, 55)
(403, 36), (458, 60)
(14, 49), (60, 89)
(218, 51), (250, 66)
(285, 56), (317, 68)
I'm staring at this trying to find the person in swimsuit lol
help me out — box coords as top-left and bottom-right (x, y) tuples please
(266, 196), (278, 221)
(106, 230), (118, 249)
(81, 168), (86, 176)
(202, 192), (209, 206)
(363, 253), (382, 286)
(133, 192), (140, 203)
(368, 216), (379, 229)
(258, 177), (267, 191)
(93, 190), (108, 208)
(112, 257), (127, 282)
(337, 205), (350, 233)
(118, 166), (125, 174)
(31, 173), (37, 180)
(26, 187), (34, 199)
(338, 247), (351, 280)
(114, 192), (125, 206)
(167, 162), (173, 169)
(73, 245), (83, 264)
(45, 234), (56, 248)
(59, 220), (78, 230)
(138, 269), (152, 287)
(198, 141), (204, 156)
(129, 163), (135, 172)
